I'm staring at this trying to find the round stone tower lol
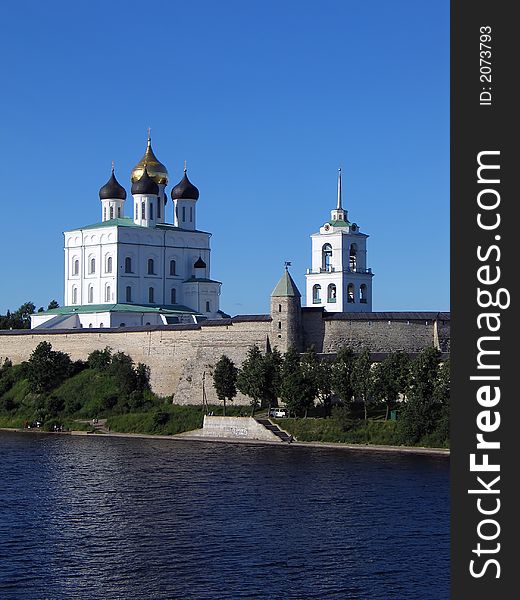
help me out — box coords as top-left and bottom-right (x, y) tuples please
(270, 266), (302, 353)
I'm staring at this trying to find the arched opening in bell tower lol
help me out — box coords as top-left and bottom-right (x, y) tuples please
(347, 283), (355, 303)
(360, 284), (368, 304)
(322, 244), (332, 271)
(349, 244), (357, 271)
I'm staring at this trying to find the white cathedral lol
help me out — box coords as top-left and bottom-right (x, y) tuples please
(31, 148), (373, 330)
(31, 136), (226, 329)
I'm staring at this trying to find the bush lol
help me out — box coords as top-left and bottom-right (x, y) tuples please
(152, 410), (170, 429)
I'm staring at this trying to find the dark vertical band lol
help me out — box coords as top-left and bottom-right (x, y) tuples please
(451, 1), (516, 596)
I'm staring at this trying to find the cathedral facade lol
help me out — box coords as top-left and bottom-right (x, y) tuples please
(31, 136), (224, 329)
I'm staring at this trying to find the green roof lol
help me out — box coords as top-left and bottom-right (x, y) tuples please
(271, 270), (301, 298)
(65, 218), (209, 235)
(70, 218), (138, 231)
(183, 277), (222, 284)
(328, 219), (350, 227)
(38, 303), (200, 316)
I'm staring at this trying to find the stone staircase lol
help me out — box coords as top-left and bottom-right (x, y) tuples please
(255, 418), (294, 443)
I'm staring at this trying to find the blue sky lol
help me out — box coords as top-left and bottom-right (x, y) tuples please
(0, 0), (449, 315)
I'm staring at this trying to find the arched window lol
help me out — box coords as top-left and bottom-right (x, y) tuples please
(148, 258), (155, 275)
(206, 301), (210, 312)
(106, 256), (112, 273)
(170, 259), (176, 276)
(190, 206), (193, 222)
(125, 257), (132, 273)
(278, 304), (282, 312)
(170, 288), (177, 304)
(347, 283), (355, 303)
(89, 258), (95, 274)
(135, 204), (138, 220)
(109, 206), (114, 219)
(117, 207), (121, 218)
(141, 202), (146, 219)
(322, 244), (332, 271)
(327, 284), (337, 303)
(349, 244), (357, 271)
(157, 198), (161, 219)
(360, 284), (368, 304)
(148, 287), (154, 303)
(126, 286), (132, 302)
(150, 203), (154, 220)
(105, 285), (111, 302)
(88, 285), (94, 303)
(73, 259), (79, 275)
(89, 323), (93, 328)
(72, 287), (78, 304)
(103, 207), (107, 221)
(119, 323), (125, 327)
(312, 284), (321, 303)
(99, 323), (104, 328)
(182, 206), (186, 222)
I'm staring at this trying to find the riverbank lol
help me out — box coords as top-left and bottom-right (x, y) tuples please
(0, 427), (449, 456)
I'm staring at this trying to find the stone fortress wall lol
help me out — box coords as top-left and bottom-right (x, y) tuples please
(0, 309), (450, 405)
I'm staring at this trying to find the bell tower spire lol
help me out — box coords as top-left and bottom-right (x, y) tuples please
(337, 167), (342, 209)
(331, 167), (348, 224)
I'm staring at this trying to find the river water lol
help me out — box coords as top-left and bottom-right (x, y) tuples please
(0, 432), (449, 599)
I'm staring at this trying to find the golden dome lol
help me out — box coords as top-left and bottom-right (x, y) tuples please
(131, 136), (168, 185)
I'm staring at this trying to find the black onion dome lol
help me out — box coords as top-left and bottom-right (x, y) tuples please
(131, 166), (159, 196)
(171, 170), (199, 200)
(99, 171), (127, 200)
(194, 257), (206, 268)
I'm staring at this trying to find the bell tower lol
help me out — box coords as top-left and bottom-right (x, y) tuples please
(305, 169), (374, 312)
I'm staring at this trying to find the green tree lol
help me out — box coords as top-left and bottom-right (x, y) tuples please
(332, 346), (356, 406)
(212, 355), (238, 416)
(408, 347), (442, 401)
(8, 302), (36, 329)
(47, 300), (60, 310)
(433, 359), (450, 444)
(303, 348), (334, 411)
(352, 349), (374, 421)
(280, 348), (317, 417)
(27, 341), (73, 393)
(236, 345), (268, 416)
(88, 347), (112, 370)
(135, 363), (151, 393)
(262, 347), (283, 412)
(373, 352), (410, 420)
(398, 347), (443, 444)
(108, 351), (137, 395)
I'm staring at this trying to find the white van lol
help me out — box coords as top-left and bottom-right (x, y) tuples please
(269, 408), (287, 418)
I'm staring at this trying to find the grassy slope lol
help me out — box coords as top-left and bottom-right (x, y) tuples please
(1, 367), (448, 447)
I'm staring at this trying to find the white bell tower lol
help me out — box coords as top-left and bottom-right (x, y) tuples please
(305, 169), (374, 312)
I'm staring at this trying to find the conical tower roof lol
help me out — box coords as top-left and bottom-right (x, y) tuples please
(131, 134), (168, 185)
(131, 165), (159, 196)
(171, 165), (199, 200)
(271, 269), (301, 298)
(99, 166), (126, 200)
